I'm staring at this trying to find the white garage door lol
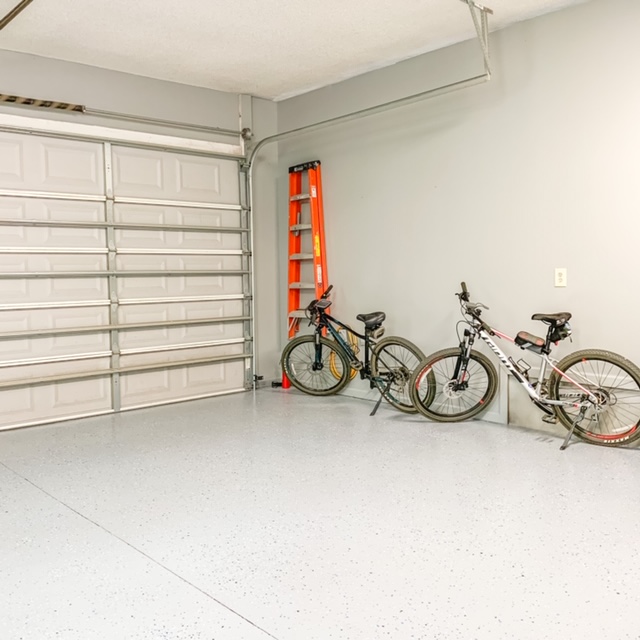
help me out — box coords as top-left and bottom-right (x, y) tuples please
(0, 127), (252, 430)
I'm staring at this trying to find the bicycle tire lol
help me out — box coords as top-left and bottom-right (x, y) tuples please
(370, 337), (426, 413)
(549, 349), (640, 446)
(409, 348), (498, 422)
(281, 335), (351, 396)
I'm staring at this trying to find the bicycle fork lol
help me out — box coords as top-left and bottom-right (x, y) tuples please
(312, 331), (324, 371)
(451, 332), (475, 389)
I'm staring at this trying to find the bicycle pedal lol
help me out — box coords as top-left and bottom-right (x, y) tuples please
(542, 415), (557, 424)
(351, 361), (363, 371)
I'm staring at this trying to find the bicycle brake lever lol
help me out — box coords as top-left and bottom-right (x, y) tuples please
(466, 302), (489, 313)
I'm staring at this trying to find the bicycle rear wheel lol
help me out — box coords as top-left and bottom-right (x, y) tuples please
(370, 337), (426, 413)
(281, 335), (351, 396)
(549, 349), (640, 446)
(409, 348), (498, 422)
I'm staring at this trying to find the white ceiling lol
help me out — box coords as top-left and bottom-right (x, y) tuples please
(0, 0), (588, 101)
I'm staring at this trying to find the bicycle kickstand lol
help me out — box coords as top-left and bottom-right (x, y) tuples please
(560, 406), (588, 451)
(370, 379), (392, 417)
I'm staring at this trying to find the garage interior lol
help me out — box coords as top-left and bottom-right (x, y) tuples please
(1, 0), (640, 638)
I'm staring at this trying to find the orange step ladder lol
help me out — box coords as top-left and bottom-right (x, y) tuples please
(286, 160), (329, 341)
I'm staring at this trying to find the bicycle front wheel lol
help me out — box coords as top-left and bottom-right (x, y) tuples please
(409, 348), (498, 422)
(281, 335), (351, 396)
(370, 337), (426, 413)
(549, 349), (640, 446)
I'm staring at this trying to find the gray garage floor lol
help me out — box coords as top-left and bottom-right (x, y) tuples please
(1, 389), (639, 640)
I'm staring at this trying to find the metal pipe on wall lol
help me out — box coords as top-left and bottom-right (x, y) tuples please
(246, 0), (492, 168)
(0, 0), (34, 31)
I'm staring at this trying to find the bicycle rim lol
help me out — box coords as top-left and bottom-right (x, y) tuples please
(551, 351), (640, 445)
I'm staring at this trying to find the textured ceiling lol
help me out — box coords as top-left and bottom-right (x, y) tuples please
(0, 0), (589, 100)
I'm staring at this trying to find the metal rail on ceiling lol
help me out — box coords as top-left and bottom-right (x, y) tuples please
(245, 0), (493, 168)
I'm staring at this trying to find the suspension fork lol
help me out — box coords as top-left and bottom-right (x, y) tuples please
(452, 328), (475, 383)
(310, 328), (323, 369)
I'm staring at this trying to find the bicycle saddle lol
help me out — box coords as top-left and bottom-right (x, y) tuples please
(532, 312), (572, 325)
(356, 312), (385, 328)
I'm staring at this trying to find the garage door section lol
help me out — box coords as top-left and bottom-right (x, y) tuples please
(0, 131), (251, 430)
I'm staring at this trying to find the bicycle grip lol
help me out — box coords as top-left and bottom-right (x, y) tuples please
(321, 284), (333, 299)
(461, 282), (468, 294)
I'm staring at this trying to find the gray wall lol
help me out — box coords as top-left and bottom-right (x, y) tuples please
(0, 50), (280, 381)
(276, 0), (640, 426)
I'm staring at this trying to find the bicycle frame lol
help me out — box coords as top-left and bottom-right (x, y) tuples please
(460, 320), (599, 409)
(314, 311), (376, 382)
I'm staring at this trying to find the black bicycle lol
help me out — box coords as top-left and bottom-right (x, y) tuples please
(410, 282), (640, 449)
(281, 285), (426, 414)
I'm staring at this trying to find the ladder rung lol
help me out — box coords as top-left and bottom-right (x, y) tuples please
(290, 253), (313, 261)
(290, 194), (311, 202)
(289, 309), (308, 318)
(290, 282), (315, 290)
(290, 224), (312, 231)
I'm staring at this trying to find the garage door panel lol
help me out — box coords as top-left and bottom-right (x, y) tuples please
(112, 147), (239, 204)
(0, 138), (22, 184)
(0, 378), (112, 429)
(0, 197), (106, 223)
(0, 254), (107, 272)
(0, 307), (109, 333)
(120, 342), (244, 368)
(119, 299), (244, 324)
(0, 356), (111, 383)
(115, 254), (243, 271)
(115, 227), (242, 252)
(50, 277), (108, 299)
(0, 278), (109, 305)
(0, 132), (104, 195)
(0, 332), (110, 363)
(120, 321), (245, 351)
(117, 275), (244, 300)
(114, 203), (241, 228)
(0, 225), (106, 249)
(120, 360), (245, 409)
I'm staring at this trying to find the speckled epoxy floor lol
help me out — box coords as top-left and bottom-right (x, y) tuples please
(1, 389), (639, 640)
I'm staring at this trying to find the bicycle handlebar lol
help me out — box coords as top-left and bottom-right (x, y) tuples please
(457, 282), (470, 303)
(456, 282), (493, 333)
(320, 284), (333, 299)
(306, 284), (333, 317)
